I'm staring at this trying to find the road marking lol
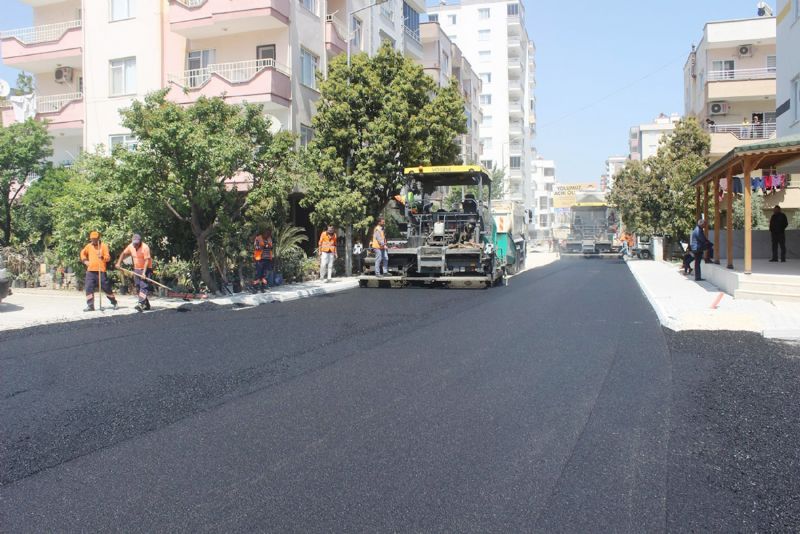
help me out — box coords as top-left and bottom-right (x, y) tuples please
(711, 292), (725, 309)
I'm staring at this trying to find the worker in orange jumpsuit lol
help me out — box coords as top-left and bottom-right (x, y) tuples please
(371, 217), (388, 276)
(318, 225), (338, 282)
(80, 231), (118, 311)
(252, 229), (273, 292)
(116, 233), (152, 312)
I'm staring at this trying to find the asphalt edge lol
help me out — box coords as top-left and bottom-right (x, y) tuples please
(625, 259), (681, 332)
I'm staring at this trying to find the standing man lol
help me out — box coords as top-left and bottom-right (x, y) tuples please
(116, 233), (152, 312)
(318, 225), (338, 282)
(690, 219), (709, 281)
(252, 229), (273, 292)
(371, 217), (388, 276)
(80, 231), (118, 311)
(769, 205), (789, 263)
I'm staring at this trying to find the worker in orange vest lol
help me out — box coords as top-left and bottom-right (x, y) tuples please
(116, 233), (152, 312)
(252, 229), (273, 292)
(80, 230), (118, 311)
(318, 225), (338, 282)
(371, 217), (388, 276)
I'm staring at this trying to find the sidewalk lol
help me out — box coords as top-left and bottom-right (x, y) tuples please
(627, 258), (800, 340)
(0, 278), (359, 333)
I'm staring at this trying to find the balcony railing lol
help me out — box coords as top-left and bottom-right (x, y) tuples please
(707, 67), (776, 82)
(37, 92), (82, 114)
(708, 122), (777, 140)
(169, 59), (290, 88)
(172, 0), (206, 6)
(0, 19), (81, 45)
(404, 25), (420, 44)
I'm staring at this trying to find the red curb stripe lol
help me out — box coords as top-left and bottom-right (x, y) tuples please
(711, 292), (724, 309)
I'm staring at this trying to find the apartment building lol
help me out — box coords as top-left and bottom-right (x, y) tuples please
(0, 0), (427, 165)
(683, 15), (777, 161)
(602, 155), (626, 192)
(420, 21), (481, 164)
(628, 113), (681, 162)
(427, 0), (537, 208)
(776, 0), (800, 136)
(530, 157), (554, 240)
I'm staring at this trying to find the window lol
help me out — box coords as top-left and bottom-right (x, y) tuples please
(257, 45), (276, 61)
(482, 115), (492, 127)
(479, 50), (490, 61)
(448, 14), (456, 24)
(300, 125), (314, 146)
(428, 14), (438, 22)
(544, 167), (555, 177)
(109, 134), (137, 151)
(796, 0), (800, 21)
(767, 55), (776, 73)
(381, 1), (394, 21)
(478, 8), (490, 19)
(480, 137), (492, 151)
(403, 2), (420, 40)
(109, 57), (136, 96)
(510, 156), (521, 169)
(794, 76), (800, 123)
(545, 183), (554, 192)
(712, 60), (734, 79)
(539, 214), (548, 226)
(539, 197), (548, 209)
(109, 0), (135, 21)
(186, 49), (215, 87)
(448, 34), (457, 41)
(507, 3), (520, 15)
(478, 29), (490, 41)
(351, 17), (363, 50)
(481, 159), (493, 169)
(300, 48), (318, 88)
(480, 94), (491, 105)
(479, 72), (491, 83)
(300, 0), (317, 15)
(442, 52), (449, 74)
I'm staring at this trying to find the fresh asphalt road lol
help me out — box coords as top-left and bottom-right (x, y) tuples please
(2, 259), (799, 532)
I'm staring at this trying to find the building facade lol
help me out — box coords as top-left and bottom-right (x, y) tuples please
(603, 155), (626, 192)
(0, 0), (428, 165)
(427, 0), (536, 208)
(530, 157), (554, 240)
(628, 113), (681, 162)
(776, 0), (800, 136)
(683, 15), (777, 161)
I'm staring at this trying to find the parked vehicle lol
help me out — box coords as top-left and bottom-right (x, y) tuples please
(560, 191), (621, 257)
(491, 200), (527, 274)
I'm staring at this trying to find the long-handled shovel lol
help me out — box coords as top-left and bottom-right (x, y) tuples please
(117, 267), (206, 301)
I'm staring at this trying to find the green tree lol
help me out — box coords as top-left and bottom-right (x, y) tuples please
(118, 90), (295, 293)
(608, 118), (710, 240)
(13, 166), (71, 248)
(302, 42), (467, 273)
(12, 72), (34, 96)
(733, 193), (769, 230)
(0, 119), (52, 245)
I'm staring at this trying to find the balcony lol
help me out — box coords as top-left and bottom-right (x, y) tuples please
(168, 59), (291, 108)
(507, 13), (522, 31)
(403, 26), (423, 60)
(708, 122), (777, 157)
(509, 121), (523, 136)
(508, 80), (523, 95)
(169, 0), (290, 39)
(1, 92), (84, 131)
(325, 15), (347, 55)
(509, 99), (523, 117)
(0, 20), (82, 71)
(706, 68), (776, 101)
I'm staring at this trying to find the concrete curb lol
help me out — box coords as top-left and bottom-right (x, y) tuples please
(625, 259), (681, 332)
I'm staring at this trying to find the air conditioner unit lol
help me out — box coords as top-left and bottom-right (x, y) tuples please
(738, 44), (753, 57)
(54, 67), (74, 84)
(709, 102), (730, 115)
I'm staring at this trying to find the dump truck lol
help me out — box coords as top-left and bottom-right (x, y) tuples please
(359, 165), (506, 288)
(560, 191), (621, 256)
(491, 200), (527, 274)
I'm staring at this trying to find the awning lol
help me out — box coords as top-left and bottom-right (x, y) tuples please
(691, 133), (800, 187)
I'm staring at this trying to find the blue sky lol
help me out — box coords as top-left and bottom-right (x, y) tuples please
(0, 0), (772, 183)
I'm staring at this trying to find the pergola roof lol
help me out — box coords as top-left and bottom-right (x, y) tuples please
(691, 134), (800, 186)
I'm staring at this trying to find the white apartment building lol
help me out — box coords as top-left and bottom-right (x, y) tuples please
(0, 0), (427, 165)
(628, 113), (681, 161)
(427, 0), (536, 208)
(602, 155), (626, 192)
(530, 157), (554, 240)
(776, 0), (800, 136)
(683, 15), (777, 161)
(420, 21), (481, 164)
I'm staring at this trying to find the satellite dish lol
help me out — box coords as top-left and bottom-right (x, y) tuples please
(0, 79), (10, 99)
(265, 114), (282, 134)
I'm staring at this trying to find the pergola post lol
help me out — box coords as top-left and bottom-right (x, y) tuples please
(695, 187), (701, 220)
(743, 157), (753, 274)
(714, 175), (721, 264)
(703, 183), (709, 225)
(726, 167), (734, 269)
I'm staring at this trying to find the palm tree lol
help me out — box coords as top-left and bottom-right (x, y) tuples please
(271, 224), (308, 274)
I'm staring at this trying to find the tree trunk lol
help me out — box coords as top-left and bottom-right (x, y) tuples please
(2, 198), (11, 246)
(345, 224), (353, 276)
(196, 232), (219, 294)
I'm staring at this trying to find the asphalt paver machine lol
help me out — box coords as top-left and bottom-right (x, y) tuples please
(359, 165), (506, 288)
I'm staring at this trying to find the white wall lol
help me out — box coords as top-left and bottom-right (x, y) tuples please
(777, 0), (800, 135)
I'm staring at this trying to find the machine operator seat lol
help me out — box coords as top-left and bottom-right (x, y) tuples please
(462, 195), (478, 214)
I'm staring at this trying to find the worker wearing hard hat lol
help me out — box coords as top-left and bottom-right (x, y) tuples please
(80, 230), (118, 311)
(116, 233), (152, 312)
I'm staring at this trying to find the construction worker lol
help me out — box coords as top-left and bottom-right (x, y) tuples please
(116, 233), (152, 312)
(318, 225), (338, 282)
(80, 230), (118, 311)
(252, 229), (273, 292)
(371, 217), (388, 276)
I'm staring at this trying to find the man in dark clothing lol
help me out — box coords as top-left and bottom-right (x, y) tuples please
(770, 205), (789, 262)
(690, 219), (709, 281)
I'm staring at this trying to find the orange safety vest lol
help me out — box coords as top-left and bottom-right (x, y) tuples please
(124, 243), (152, 270)
(371, 225), (386, 249)
(319, 231), (337, 253)
(254, 235), (273, 261)
(80, 242), (111, 272)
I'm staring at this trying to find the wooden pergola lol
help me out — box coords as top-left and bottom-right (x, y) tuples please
(691, 134), (800, 274)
